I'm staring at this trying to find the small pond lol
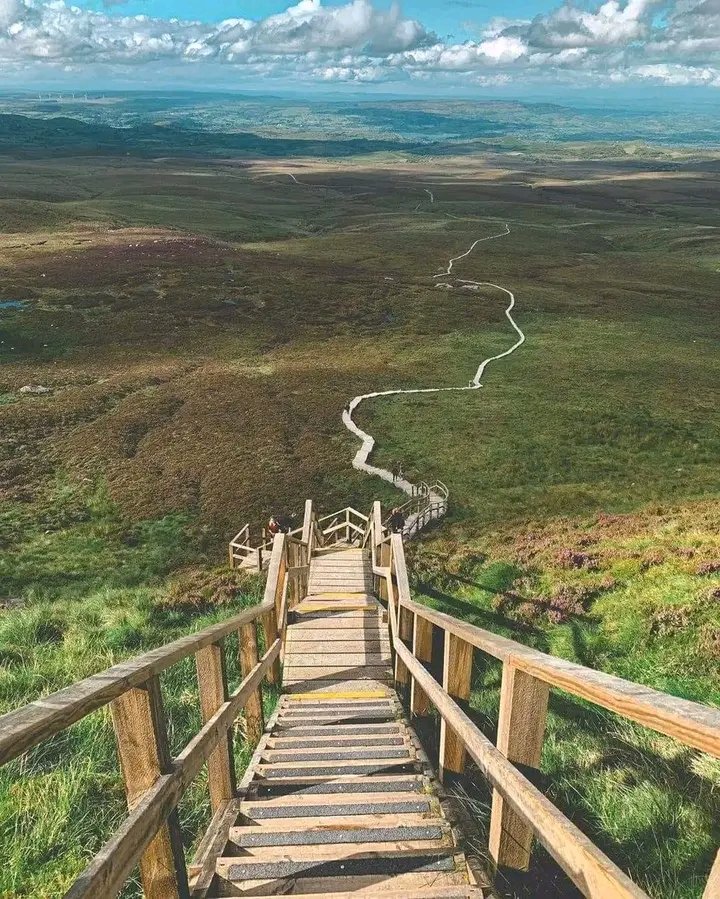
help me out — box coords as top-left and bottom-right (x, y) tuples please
(0, 300), (27, 310)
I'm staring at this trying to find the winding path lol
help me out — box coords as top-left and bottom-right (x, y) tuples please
(288, 171), (526, 512)
(343, 221), (524, 500)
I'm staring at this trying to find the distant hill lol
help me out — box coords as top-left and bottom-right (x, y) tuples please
(0, 112), (426, 160)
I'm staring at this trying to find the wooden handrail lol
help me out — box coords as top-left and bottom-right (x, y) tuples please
(378, 530), (720, 897)
(395, 575), (720, 759)
(395, 641), (648, 899)
(0, 599), (275, 767)
(64, 639), (280, 899)
(0, 516), (314, 899)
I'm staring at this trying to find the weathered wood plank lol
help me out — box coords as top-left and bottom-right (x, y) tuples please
(488, 664), (549, 871)
(110, 677), (189, 899)
(286, 640), (390, 652)
(439, 634), (473, 781)
(286, 653), (390, 666)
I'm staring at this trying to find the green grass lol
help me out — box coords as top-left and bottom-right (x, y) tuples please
(1, 150), (719, 897)
(0, 480), (271, 898)
(408, 501), (720, 897)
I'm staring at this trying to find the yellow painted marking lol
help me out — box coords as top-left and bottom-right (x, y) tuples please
(287, 691), (392, 700)
(296, 605), (373, 613)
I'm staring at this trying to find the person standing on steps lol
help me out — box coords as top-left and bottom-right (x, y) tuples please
(389, 508), (406, 534)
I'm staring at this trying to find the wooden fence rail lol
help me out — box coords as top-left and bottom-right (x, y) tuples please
(2, 497), (719, 899)
(0, 501), (320, 899)
(366, 504), (720, 899)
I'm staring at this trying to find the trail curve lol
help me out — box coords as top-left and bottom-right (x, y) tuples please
(342, 223), (524, 500)
(285, 172), (526, 521)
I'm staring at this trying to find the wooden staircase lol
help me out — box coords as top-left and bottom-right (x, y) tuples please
(204, 546), (481, 896)
(2, 499), (718, 899)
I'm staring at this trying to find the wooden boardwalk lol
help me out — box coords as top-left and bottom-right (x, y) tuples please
(284, 547), (392, 694)
(2, 499), (718, 899)
(202, 545), (481, 896)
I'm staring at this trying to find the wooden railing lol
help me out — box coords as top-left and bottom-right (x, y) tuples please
(0, 500), (320, 899)
(228, 523), (269, 570)
(317, 506), (368, 545)
(230, 478), (449, 568)
(365, 502), (720, 899)
(229, 502), (355, 569)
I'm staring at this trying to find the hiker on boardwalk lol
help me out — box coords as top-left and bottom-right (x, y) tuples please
(389, 507), (406, 534)
(267, 515), (282, 537)
(277, 512), (294, 533)
(391, 461), (404, 484)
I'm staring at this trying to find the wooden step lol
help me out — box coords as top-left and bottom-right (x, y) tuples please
(286, 639), (390, 651)
(284, 680), (394, 694)
(285, 652), (390, 666)
(227, 819), (448, 848)
(214, 873), (476, 897)
(240, 795), (434, 819)
(260, 747), (413, 763)
(272, 724), (402, 738)
(289, 629), (386, 642)
(288, 618), (384, 630)
(279, 704), (396, 717)
(248, 775), (427, 797)
(279, 697), (397, 709)
(215, 846), (460, 881)
(253, 760), (421, 779)
(267, 734), (405, 749)
(292, 610), (383, 620)
(239, 887), (483, 899)
(283, 666), (392, 681)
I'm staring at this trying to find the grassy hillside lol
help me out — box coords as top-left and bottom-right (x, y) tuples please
(1, 139), (719, 897)
(408, 500), (720, 898)
(0, 478), (273, 898)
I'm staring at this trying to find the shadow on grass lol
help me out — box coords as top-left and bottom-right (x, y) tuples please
(414, 579), (549, 646)
(406, 640), (719, 899)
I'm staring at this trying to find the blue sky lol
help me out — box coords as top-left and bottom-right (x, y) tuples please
(78, 1), (511, 37)
(1, 0), (719, 93)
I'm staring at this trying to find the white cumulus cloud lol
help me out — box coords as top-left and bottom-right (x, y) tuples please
(0, 0), (719, 88)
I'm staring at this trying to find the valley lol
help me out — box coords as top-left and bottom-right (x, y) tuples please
(0, 102), (719, 898)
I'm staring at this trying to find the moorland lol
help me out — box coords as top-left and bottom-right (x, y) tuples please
(0, 93), (718, 898)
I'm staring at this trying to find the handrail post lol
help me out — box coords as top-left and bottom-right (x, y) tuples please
(395, 605), (413, 689)
(111, 676), (189, 899)
(301, 499), (313, 545)
(703, 849), (720, 898)
(262, 607), (280, 684)
(196, 639), (236, 813)
(439, 633), (473, 782)
(489, 663), (550, 871)
(239, 622), (265, 746)
(262, 533), (286, 684)
(411, 613), (433, 718)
